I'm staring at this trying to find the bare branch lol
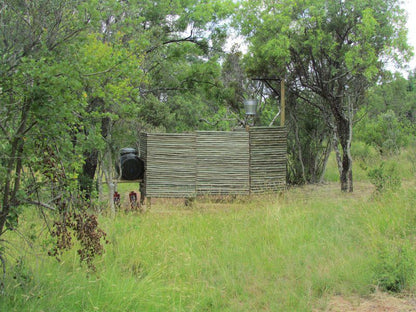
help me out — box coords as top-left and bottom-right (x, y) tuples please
(82, 64), (120, 77)
(0, 252), (5, 295)
(199, 118), (219, 126)
(0, 121), (11, 142)
(269, 109), (281, 127)
(144, 29), (201, 54)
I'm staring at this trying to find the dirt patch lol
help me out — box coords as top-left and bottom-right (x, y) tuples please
(321, 291), (416, 312)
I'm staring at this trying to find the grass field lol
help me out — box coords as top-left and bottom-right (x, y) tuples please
(1, 149), (415, 311)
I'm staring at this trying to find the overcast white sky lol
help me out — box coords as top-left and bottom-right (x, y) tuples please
(403, 0), (416, 69)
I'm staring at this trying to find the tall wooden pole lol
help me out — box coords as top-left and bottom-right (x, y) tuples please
(280, 79), (285, 126)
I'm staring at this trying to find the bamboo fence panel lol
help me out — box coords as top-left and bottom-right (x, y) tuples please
(139, 127), (287, 198)
(249, 127), (287, 192)
(196, 131), (250, 195)
(140, 133), (196, 198)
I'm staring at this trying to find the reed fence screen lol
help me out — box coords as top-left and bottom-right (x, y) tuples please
(139, 127), (287, 198)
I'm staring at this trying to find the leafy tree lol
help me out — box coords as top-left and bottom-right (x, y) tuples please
(286, 91), (333, 184)
(237, 0), (412, 191)
(0, 0), (109, 280)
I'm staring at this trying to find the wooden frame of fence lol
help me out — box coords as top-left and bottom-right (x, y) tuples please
(139, 127), (287, 199)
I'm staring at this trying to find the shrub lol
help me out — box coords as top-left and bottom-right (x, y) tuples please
(355, 110), (410, 155)
(405, 140), (416, 175)
(351, 141), (379, 162)
(367, 161), (401, 193)
(373, 242), (416, 292)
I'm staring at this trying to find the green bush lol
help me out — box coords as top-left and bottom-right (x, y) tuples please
(404, 140), (416, 175)
(351, 141), (379, 162)
(367, 161), (401, 193)
(373, 242), (416, 292)
(355, 110), (410, 155)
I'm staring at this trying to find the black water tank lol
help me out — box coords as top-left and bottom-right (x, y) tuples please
(117, 148), (144, 180)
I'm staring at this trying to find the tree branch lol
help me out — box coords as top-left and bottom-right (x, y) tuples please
(23, 200), (56, 211)
(144, 30), (197, 54)
(0, 252), (5, 295)
(0, 121), (11, 142)
(269, 109), (281, 127)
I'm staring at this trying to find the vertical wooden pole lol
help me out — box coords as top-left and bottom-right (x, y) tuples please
(280, 79), (285, 127)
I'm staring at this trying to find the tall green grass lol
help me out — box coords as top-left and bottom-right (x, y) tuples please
(1, 146), (415, 311)
(2, 187), (416, 311)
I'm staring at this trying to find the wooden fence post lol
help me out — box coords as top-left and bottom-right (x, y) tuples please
(280, 79), (285, 127)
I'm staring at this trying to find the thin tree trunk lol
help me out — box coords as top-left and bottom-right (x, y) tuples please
(340, 140), (353, 192)
(79, 97), (111, 199)
(331, 99), (353, 192)
(0, 252), (5, 294)
(0, 139), (21, 235)
(293, 114), (307, 183)
(80, 150), (98, 199)
(333, 130), (343, 179)
(0, 100), (29, 235)
(97, 156), (104, 202)
(318, 140), (332, 183)
(104, 140), (115, 218)
(346, 98), (354, 192)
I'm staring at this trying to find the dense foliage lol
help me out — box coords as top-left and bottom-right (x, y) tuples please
(355, 73), (416, 155)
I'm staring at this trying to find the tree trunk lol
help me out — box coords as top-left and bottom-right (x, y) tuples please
(331, 100), (353, 192)
(332, 128), (343, 179)
(79, 115), (111, 199)
(102, 132), (115, 218)
(318, 141), (332, 183)
(339, 136), (353, 192)
(0, 100), (30, 235)
(0, 138), (23, 235)
(294, 117), (307, 183)
(79, 150), (99, 199)
(97, 158), (105, 203)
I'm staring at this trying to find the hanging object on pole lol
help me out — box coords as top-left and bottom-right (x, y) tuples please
(244, 99), (257, 116)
